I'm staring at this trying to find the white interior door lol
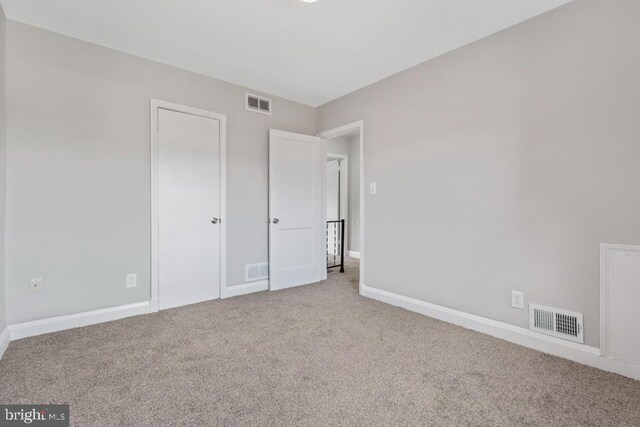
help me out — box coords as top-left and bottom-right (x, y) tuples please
(158, 108), (221, 309)
(269, 129), (325, 291)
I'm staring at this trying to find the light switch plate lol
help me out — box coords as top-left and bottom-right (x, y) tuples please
(369, 182), (377, 195)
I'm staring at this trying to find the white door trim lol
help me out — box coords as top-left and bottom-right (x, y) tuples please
(150, 99), (227, 311)
(317, 121), (364, 292)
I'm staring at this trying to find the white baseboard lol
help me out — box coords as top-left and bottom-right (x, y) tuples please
(361, 284), (640, 381)
(348, 251), (361, 259)
(9, 301), (151, 341)
(0, 327), (10, 361)
(222, 280), (269, 299)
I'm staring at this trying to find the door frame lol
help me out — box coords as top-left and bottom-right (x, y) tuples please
(317, 120), (364, 293)
(150, 99), (227, 312)
(326, 153), (349, 252)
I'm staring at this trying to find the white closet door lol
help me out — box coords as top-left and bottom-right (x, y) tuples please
(158, 108), (220, 309)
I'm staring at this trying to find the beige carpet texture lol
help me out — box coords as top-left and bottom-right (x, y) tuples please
(1, 258), (639, 426)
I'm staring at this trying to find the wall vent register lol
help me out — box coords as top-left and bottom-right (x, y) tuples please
(529, 304), (584, 343)
(246, 93), (272, 115)
(246, 262), (269, 282)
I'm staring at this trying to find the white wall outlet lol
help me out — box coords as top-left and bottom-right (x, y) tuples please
(30, 277), (43, 294)
(369, 182), (377, 195)
(126, 273), (137, 288)
(511, 290), (524, 309)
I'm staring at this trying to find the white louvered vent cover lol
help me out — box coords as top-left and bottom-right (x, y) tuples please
(246, 93), (272, 115)
(529, 304), (584, 343)
(246, 262), (269, 282)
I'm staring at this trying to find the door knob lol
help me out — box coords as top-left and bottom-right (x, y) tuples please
(211, 217), (220, 224)
(272, 218), (280, 224)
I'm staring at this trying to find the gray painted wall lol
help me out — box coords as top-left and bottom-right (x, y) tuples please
(327, 136), (349, 156)
(6, 21), (315, 324)
(327, 137), (349, 248)
(317, 0), (640, 347)
(4, 0), (639, 347)
(0, 6), (6, 332)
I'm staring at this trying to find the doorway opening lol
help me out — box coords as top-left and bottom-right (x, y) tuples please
(266, 122), (363, 293)
(326, 152), (347, 273)
(319, 121), (364, 292)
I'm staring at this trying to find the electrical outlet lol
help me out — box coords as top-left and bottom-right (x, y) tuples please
(511, 291), (524, 309)
(30, 277), (43, 294)
(126, 273), (137, 288)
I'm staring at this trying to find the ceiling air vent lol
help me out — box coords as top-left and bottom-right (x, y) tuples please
(246, 93), (272, 115)
(529, 304), (584, 343)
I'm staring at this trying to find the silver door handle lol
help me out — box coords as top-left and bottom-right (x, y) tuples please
(211, 218), (220, 224)
(272, 218), (279, 224)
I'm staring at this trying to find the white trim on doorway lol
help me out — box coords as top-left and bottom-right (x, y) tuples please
(318, 120), (364, 292)
(150, 99), (227, 312)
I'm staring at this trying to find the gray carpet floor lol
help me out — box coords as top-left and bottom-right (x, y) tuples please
(1, 257), (639, 426)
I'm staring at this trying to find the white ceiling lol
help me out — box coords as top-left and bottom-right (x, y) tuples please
(1, 0), (573, 106)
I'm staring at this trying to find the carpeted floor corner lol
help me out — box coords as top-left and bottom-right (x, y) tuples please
(1, 257), (639, 426)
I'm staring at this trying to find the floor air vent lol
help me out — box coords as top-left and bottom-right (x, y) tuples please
(246, 93), (271, 115)
(529, 304), (584, 343)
